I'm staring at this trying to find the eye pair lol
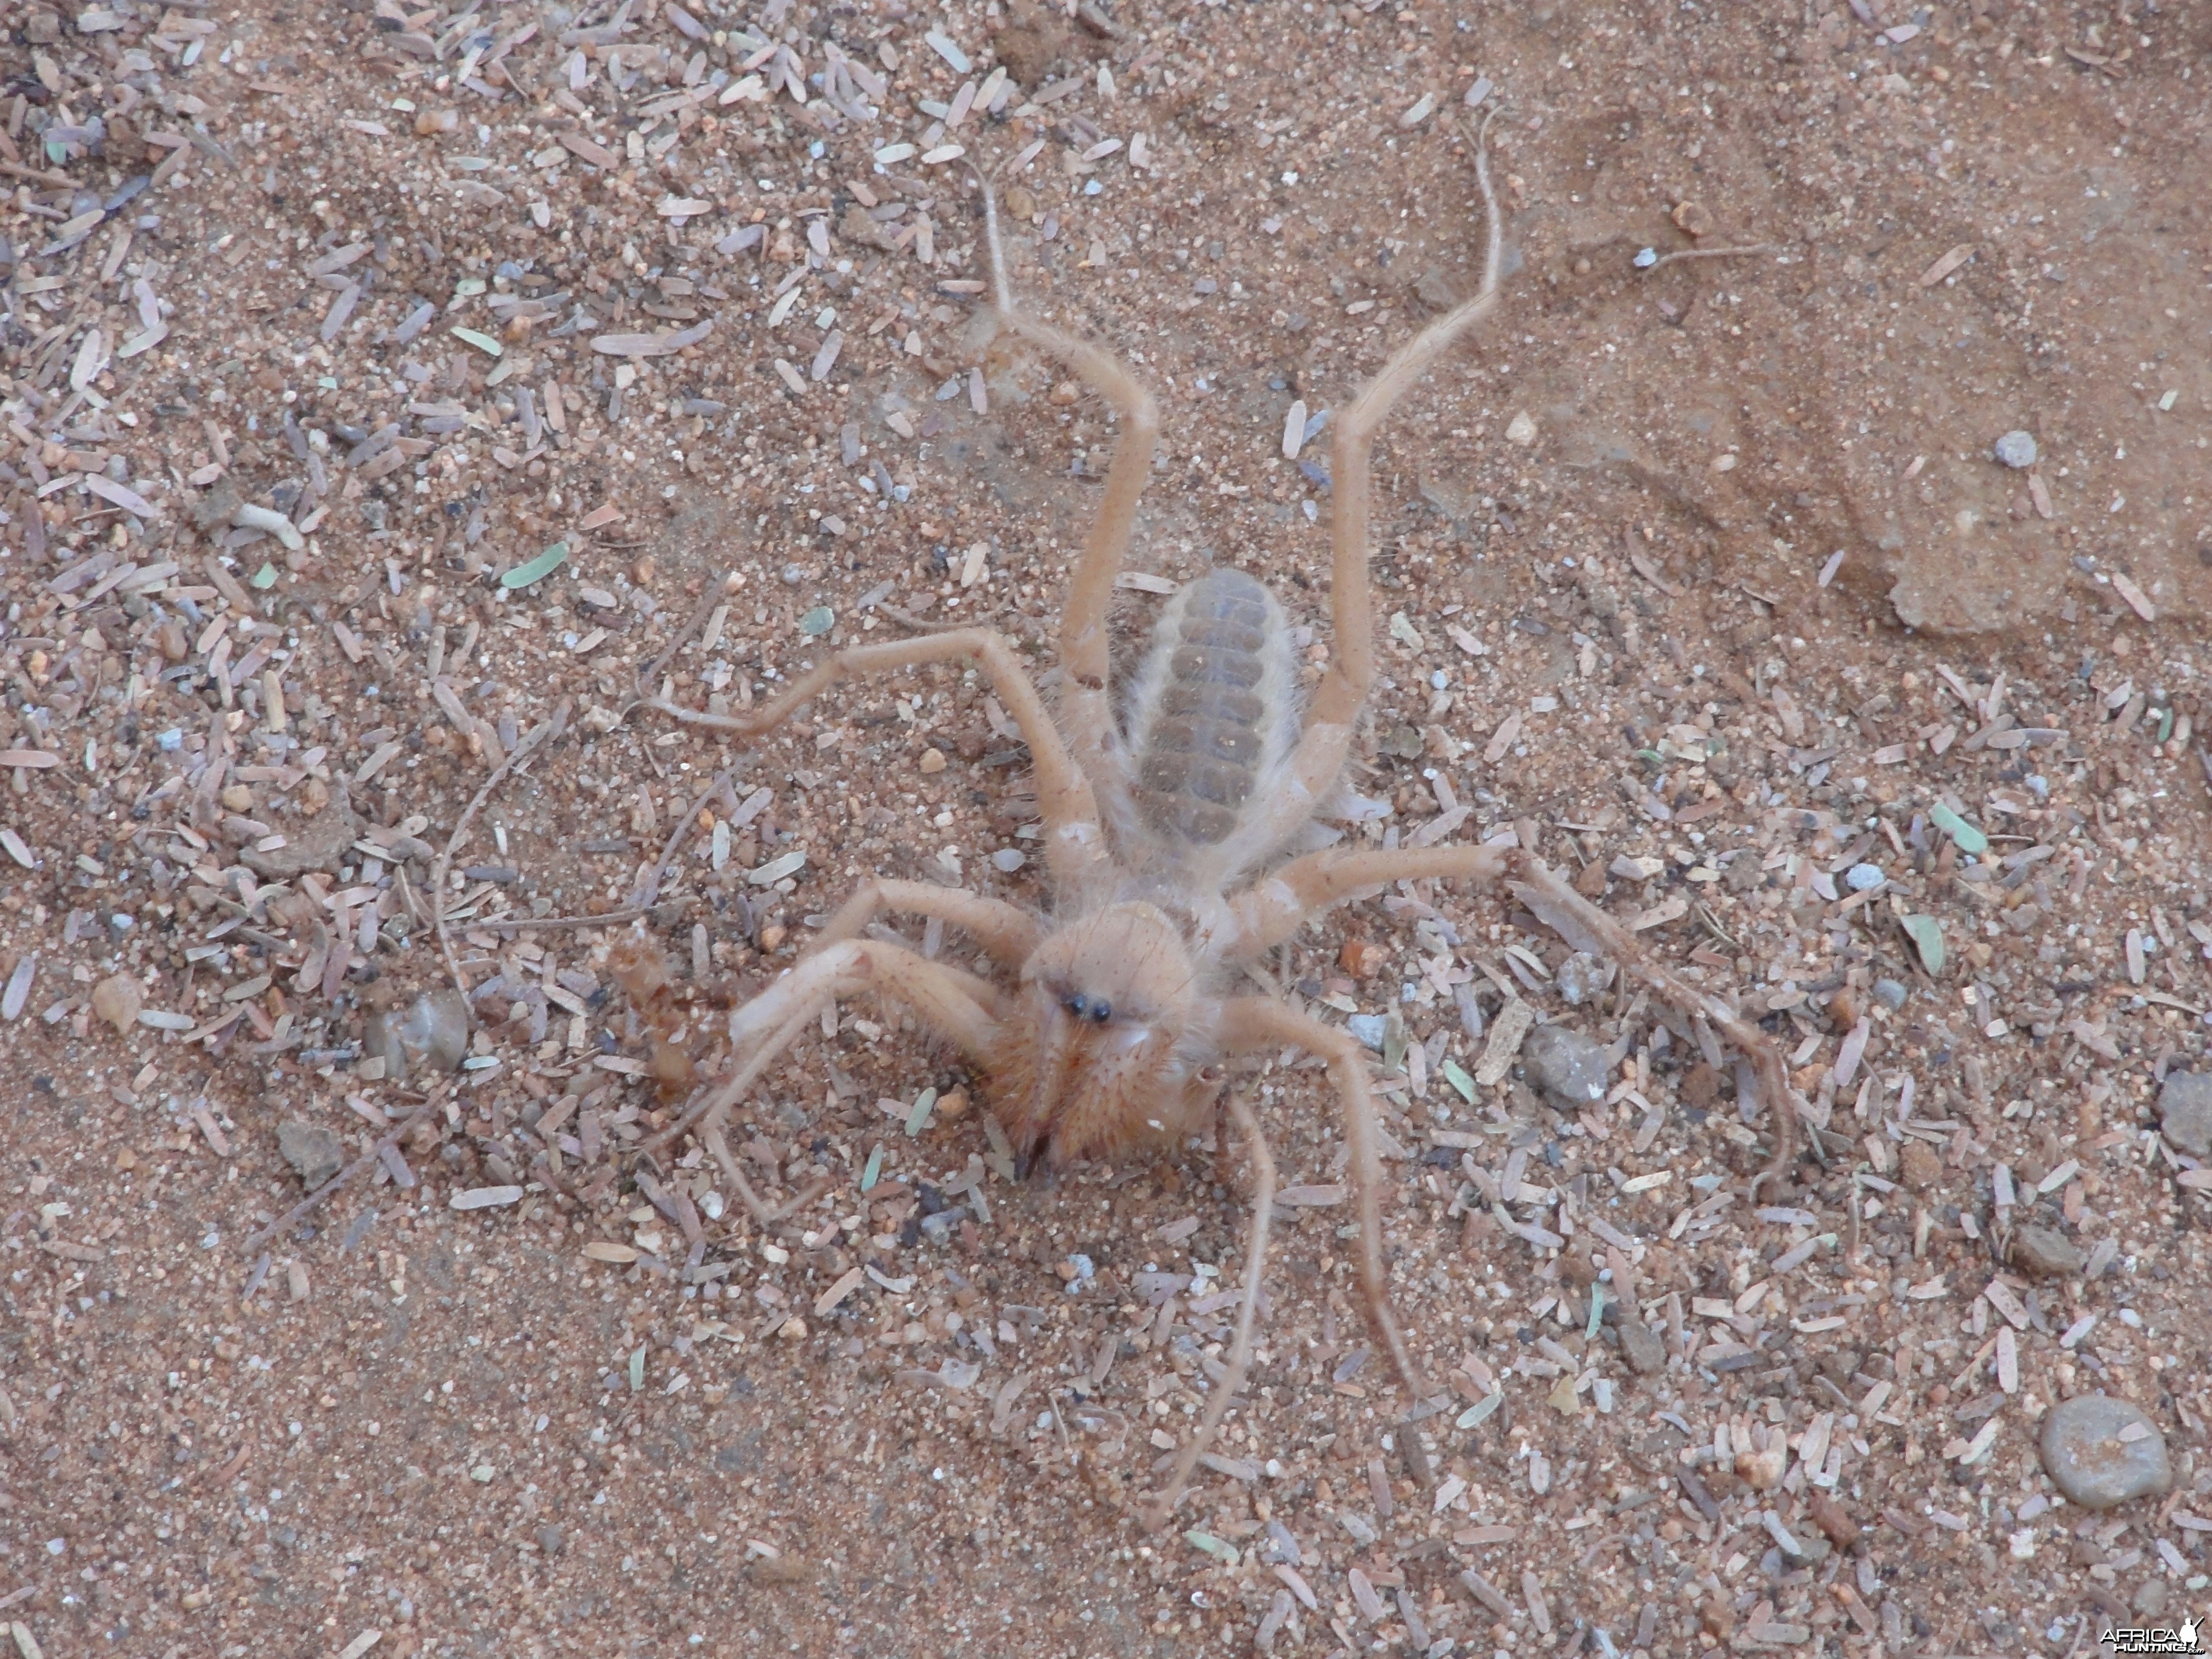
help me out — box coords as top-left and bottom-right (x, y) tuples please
(1063, 993), (1113, 1024)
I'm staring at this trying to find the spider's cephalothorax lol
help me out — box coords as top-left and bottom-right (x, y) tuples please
(640, 115), (1798, 1529)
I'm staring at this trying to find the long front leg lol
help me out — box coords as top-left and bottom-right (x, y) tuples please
(640, 626), (1110, 893)
(1227, 842), (1801, 1196)
(1217, 996), (1429, 1402)
(1242, 115), (1506, 858)
(979, 174), (1159, 800)
(640, 939), (1009, 1157)
(806, 878), (1042, 973)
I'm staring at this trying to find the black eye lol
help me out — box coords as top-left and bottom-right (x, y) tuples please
(1063, 993), (1112, 1024)
(1087, 999), (1111, 1024)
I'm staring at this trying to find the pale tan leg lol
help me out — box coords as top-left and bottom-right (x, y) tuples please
(639, 939), (1009, 1157)
(1226, 843), (1801, 1196)
(1217, 997), (1429, 1401)
(807, 878), (1042, 973)
(978, 175), (1159, 799)
(1222, 843), (1514, 959)
(1146, 1088), (1275, 1532)
(1242, 114), (1506, 859)
(640, 627), (1111, 893)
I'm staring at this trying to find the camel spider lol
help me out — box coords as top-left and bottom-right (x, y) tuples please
(641, 119), (1797, 1527)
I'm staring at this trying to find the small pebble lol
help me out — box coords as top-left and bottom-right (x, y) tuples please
(277, 1121), (346, 1191)
(917, 748), (947, 774)
(1520, 1024), (1609, 1106)
(2037, 1395), (2171, 1509)
(1504, 412), (1538, 447)
(1993, 430), (2038, 469)
(989, 848), (1025, 873)
(91, 973), (142, 1034)
(1345, 1014), (1388, 1052)
(2011, 1224), (2083, 1279)
(1845, 863), (1885, 891)
(1553, 951), (1611, 1007)
(364, 988), (472, 1083)
(1871, 977), (1909, 1011)
(2153, 1070), (2212, 1158)
(1617, 1320), (1666, 1377)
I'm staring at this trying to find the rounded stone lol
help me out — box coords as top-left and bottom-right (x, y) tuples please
(2011, 1224), (2083, 1279)
(364, 988), (472, 1084)
(2037, 1395), (2171, 1509)
(1993, 430), (2038, 469)
(1521, 1023), (1609, 1107)
(1871, 977), (1909, 1011)
(1553, 951), (1612, 1007)
(2154, 1070), (2212, 1158)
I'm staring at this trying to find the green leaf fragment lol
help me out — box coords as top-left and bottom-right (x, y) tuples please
(861, 1142), (884, 1192)
(452, 326), (504, 358)
(1586, 1284), (1607, 1341)
(250, 563), (278, 589)
(1381, 1007), (1408, 1076)
(799, 606), (835, 636)
(904, 1087), (937, 1137)
(1184, 1530), (1240, 1566)
(1902, 914), (1945, 976)
(1441, 1057), (1476, 1104)
(501, 541), (569, 589)
(1927, 802), (1987, 856)
(628, 1344), (646, 1392)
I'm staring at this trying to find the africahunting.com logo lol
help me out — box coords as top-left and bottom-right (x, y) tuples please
(2100, 1614), (2204, 1656)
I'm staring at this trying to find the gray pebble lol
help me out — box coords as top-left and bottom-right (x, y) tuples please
(537, 1524), (565, 1557)
(276, 1120), (346, 1191)
(1871, 977), (1909, 1011)
(2037, 1395), (2171, 1509)
(2154, 1070), (2212, 1158)
(1521, 1022), (1609, 1107)
(1345, 1013), (1388, 1052)
(1617, 1320), (1667, 1378)
(989, 847), (1025, 873)
(1553, 951), (1613, 1007)
(2011, 1224), (2083, 1279)
(1994, 430), (2037, 469)
(1845, 862), (1885, 892)
(364, 988), (472, 1084)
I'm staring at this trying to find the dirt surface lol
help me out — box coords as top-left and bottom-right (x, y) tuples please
(2, 1), (2210, 1656)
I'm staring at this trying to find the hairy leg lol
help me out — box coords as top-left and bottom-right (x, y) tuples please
(640, 626), (1110, 893)
(1227, 842), (1800, 1195)
(977, 173), (1159, 801)
(640, 939), (1008, 1157)
(1244, 113), (1506, 858)
(1218, 996), (1429, 1401)
(807, 877), (1042, 972)
(1147, 1088), (1275, 1532)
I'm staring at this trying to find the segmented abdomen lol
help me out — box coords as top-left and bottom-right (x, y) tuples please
(1128, 568), (1295, 846)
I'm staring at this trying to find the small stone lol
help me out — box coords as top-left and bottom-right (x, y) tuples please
(2153, 1070), (2212, 1158)
(277, 1121), (346, 1191)
(1871, 977), (1909, 1011)
(1520, 1023), (1609, 1107)
(2131, 1578), (2168, 1618)
(1338, 939), (1389, 979)
(1845, 862), (1885, 891)
(758, 924), (788, 952)
(91, 973), (143, 1034)
(536, 1524), (565, 1557)
(1504, 412), (1538, 447)
(1553, 951), (1612, 1006)
(1671, 199), (1714, 237)
(1345, 1014), (1388, 1052)
(1617, 1320), (1666, 1377)
(1993, 430), (2038, 470)
(1899, 1139), (1942, 1192)
(2011, 1224), (2084, 1279)
(989, 847), (1025, 872)
(917, 747), (947, 774)
(2037, 1394), (2171, 1509)
(363, 988), (471, 1084)
(220, 783), (255, 813)
(1805, 1492), (1860, 1549)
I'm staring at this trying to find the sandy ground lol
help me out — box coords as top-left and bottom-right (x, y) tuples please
(1, 1), (2210, 1655)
